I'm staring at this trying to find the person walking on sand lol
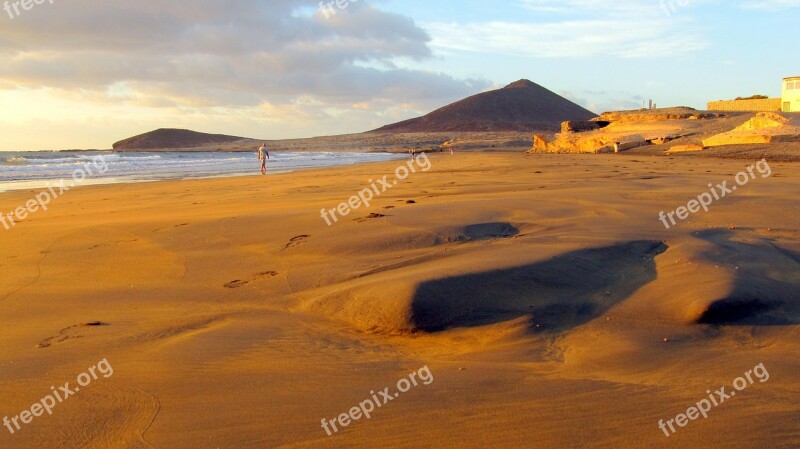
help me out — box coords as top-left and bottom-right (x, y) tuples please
(258, 143), (270, 175)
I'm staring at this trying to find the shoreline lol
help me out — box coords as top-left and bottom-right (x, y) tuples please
(0, 151), (408, 193)
(2, 150), (795, 196)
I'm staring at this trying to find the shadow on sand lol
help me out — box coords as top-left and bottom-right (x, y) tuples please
(693, 229), (800, 326)
(410, 240), (667, 332)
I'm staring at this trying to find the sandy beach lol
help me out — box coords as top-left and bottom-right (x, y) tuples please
(1, 152), (798, 448)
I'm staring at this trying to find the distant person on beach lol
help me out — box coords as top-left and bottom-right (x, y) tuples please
(258, 143), (270, 175)
(450, 147), (454, 156)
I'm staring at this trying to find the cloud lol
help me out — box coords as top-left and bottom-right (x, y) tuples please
(426, 0), (708, 59)
(739, 0), (800, 9)
(560, 90), (644, 114)
(521, 0), (656, 14)
(0, 0), (488, 125)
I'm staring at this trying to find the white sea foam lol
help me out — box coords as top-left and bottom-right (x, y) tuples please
(0, 151), (403, 192)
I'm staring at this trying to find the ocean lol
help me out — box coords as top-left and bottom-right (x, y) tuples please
(0, 151), (405, 192)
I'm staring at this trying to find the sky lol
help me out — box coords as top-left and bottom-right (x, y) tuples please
(0, 0), (798, 151)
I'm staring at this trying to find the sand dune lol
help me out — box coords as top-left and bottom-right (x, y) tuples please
(1, 152), (799, 448)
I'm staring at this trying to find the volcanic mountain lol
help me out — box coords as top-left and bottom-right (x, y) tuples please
(372, 79), (597, 133)
(113, 128), (251, 150)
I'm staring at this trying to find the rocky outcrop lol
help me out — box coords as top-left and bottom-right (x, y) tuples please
(666, 144), (705, 154)
(531, 133), (648, 154)
(595, 108), (723, 123)
(702, 112), (800, 147)
(532, 134), (549, 152)
(560, 120), (610, 133)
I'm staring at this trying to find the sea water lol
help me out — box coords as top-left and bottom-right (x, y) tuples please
(0, 151), (404, 192)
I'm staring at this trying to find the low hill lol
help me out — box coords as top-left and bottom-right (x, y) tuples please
(371, 79), (597, 133)
(112, 128), (251, 150)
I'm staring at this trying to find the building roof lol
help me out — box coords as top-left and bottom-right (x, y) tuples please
(784, 76), (800, 81)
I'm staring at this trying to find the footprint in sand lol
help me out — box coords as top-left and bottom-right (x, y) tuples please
(224, 280), (249, 289)
(152, 223), (190, 233)
(38, 322), (109, 348)
(355, 213), (388, 223)
(283, 235), (310, 250)
(89, 239), (139, 250)
(224, 271), (279, 289)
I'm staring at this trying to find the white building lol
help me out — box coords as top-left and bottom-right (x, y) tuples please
(783, 76), (800, 112)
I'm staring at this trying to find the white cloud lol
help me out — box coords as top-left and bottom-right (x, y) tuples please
(0, 0), (491, 148)
(426, 0), (708, 59)
(521, 0), (656, 15)
(0, 0), (473, 104)
(739, 0), (800, 9)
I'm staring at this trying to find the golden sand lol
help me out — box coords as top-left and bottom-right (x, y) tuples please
(1, 152), (798, 448)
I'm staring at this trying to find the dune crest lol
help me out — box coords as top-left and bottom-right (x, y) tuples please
(304, 241), (668, 334)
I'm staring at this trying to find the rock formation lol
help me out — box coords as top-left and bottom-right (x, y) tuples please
(703, 112), (800, 147)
